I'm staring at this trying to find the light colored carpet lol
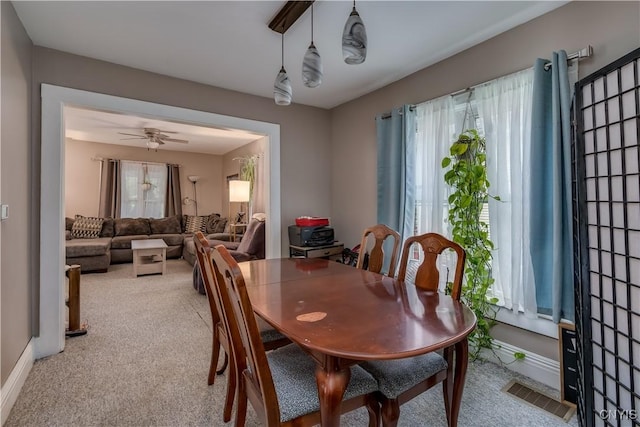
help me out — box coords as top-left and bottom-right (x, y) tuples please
(6, 259), (578, 426)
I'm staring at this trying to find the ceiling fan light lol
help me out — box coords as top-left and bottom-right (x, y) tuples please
(302, 42), (323, 88)
(147, 140), (160, 150)
(342, 4), (367, 65)
(274, 66), (292, 106)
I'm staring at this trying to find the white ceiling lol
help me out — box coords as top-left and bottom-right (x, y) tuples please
(64, 106), (264, 155)
(13, 0), (567, 154)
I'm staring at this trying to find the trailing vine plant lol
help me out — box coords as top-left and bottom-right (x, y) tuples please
(441, 129), (501, 360)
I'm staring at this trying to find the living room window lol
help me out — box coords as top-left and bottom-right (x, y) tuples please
(412, 68), (536, 316)
(120, 161), (167, 218)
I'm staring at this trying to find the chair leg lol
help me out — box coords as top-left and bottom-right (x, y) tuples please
(208, 329), (221, 385)
(234, 381), (248, 427)
(223, 353), (236, 422)
(380, 399), (400, 427)
(366, 396), (381, 427)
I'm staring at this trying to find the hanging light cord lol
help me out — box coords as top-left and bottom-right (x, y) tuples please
(311, 4), (314, 43)
(281, 31), (284, 67)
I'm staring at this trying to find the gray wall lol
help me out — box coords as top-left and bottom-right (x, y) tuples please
(329, 0), (640, 358)
(1, 1), (33, 385)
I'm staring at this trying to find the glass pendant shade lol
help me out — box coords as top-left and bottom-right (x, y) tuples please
(342, 6), (367, 65)
(302, 42), (323, 88)
(274, 66), (292, 106)
(147, 140), (160, 150)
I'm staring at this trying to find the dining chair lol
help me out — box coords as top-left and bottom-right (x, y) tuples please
(193, 232), (290, 422)
(209, 244), (381, 427)
(356, 224), (401, 277)
(361, 232), (467, 427)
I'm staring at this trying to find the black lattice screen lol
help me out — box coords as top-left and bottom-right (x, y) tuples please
(574, 48), (640, 427)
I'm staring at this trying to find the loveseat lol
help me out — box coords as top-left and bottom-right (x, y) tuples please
(65, 213), (229, 273)
(182, 214), (266, 266)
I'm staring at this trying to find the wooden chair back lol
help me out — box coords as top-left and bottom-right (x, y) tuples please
(357, 224), (401, 277)
(397, 233), (466, 301)
(210, 244), (281, 426)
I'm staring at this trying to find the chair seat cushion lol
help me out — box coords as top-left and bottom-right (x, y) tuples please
(360, 353), (448, 399)
(267, 344), (378, 423)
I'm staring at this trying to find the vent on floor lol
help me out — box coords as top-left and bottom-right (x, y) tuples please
(502, 380), (576, 422)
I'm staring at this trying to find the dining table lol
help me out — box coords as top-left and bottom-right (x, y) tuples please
(239, 257), (477, 427)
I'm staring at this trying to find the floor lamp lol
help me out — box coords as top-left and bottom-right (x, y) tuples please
(229, 180), (251, 240)
(187, 175), (200, 215)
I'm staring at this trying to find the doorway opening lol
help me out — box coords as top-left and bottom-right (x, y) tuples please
(36, 84), (281, 359)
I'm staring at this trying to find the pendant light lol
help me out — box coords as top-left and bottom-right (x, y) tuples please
(274, 31), (292, 106)
(342, 0), (367, 65)
(302, 4), (322, 88)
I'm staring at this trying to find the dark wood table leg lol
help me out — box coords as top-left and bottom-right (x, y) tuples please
(449, 338), (469, 427)
(315, 358), (350, 427)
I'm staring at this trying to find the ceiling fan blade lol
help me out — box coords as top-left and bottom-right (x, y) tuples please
(144, 127), (177, 134)
(161, 137), (189, 144)
(120, 137), (147, 140)
(118, 132), (146, 138)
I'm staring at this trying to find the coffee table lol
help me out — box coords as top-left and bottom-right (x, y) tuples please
(131, 239), (168, 277)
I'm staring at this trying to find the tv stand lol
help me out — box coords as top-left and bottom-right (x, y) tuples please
(289, 242), (344, 259)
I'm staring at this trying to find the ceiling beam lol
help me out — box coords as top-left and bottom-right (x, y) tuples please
(268, 1), (314, 34)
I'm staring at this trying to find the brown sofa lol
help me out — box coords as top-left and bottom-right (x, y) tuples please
(65, 214), (228, 273)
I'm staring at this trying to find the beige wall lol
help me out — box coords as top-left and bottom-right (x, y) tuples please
(64, 139), (224, 218)
(330, 0), (640, 359)
(1, 2), (33, 385)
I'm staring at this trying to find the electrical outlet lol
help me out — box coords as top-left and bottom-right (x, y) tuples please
(1, 204), (9, 220)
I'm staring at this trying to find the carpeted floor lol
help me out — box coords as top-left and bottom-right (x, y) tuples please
(6, 259), (578, 426)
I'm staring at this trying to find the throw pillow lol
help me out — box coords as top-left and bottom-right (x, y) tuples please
(184, 215), (208, 234)
(206, 214), (227, 234)
(71, 215), (104, 239)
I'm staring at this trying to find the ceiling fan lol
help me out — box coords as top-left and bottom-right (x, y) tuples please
(118, 127), (188, 150)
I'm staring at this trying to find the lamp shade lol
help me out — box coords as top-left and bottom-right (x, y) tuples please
(274, 67), (292, 106)
(302, 42), (323, 88)
(147, 140), (160, 150)
(342, 6), (367, 64)
(229, 180), (251, 202)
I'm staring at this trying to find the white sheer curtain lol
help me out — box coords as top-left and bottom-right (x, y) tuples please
(476, 68), (537, 316)
(415, 95), (457, 236)
(120, 161), (168, 218)
(413, 95), (458, 289)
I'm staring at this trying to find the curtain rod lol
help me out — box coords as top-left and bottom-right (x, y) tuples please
(91, 157), (181, 167)
(448, 45), (594, 97)
(378, 46), (593, 119)
(378, 105), (416, 120)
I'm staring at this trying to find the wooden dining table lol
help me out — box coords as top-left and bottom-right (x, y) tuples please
(239, 257), (477, 427)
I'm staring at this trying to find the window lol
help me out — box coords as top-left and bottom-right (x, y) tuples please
(120, 161), (167, 218)
(412, 68), (537, 316)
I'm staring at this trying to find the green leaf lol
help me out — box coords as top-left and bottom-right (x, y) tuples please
(441, 157), (451, 168)
(514, 352), (526, 360)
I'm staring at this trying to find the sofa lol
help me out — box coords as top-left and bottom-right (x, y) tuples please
(65, 213), (229, 273)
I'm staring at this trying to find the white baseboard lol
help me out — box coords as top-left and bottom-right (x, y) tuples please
(480, 339), (560, 391)
(1, 340), (34, 426)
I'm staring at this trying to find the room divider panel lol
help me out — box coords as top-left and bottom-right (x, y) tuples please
(574, 48), (640, 427)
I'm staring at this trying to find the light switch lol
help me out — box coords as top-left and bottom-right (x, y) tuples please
(1, 204), (8, 220)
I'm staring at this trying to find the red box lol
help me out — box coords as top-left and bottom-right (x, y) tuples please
(295, 216), (330, 227)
